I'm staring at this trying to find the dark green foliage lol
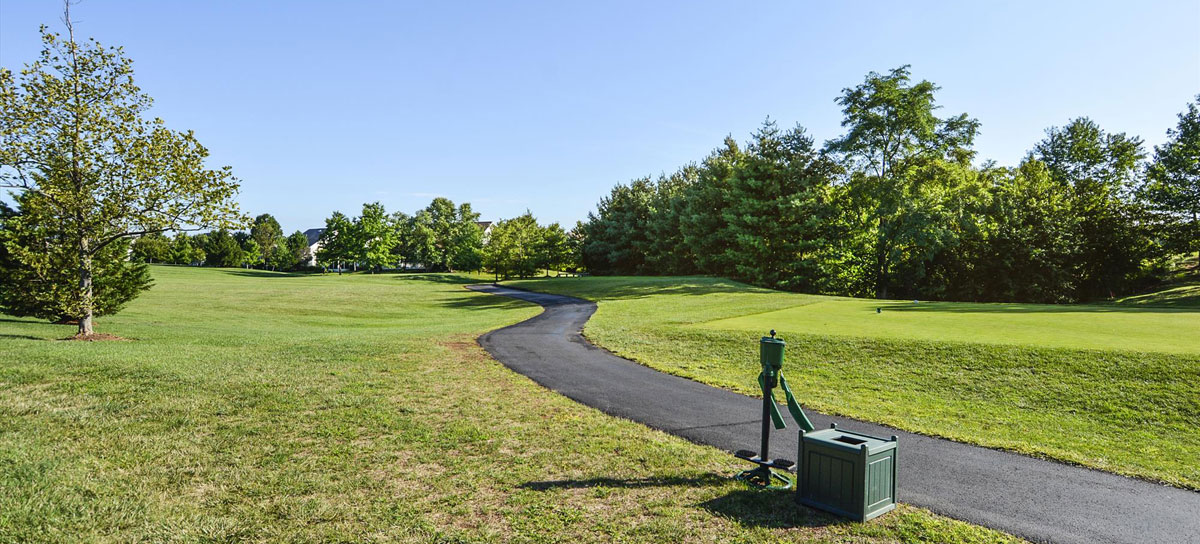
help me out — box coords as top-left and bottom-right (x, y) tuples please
(581, 178), (655, 275)
(644, 166), (699, 275)
(1033, 118), (1151, 299)
(717, 121), (840, 291)
(826, 66), (981, 299)
(1144, 96), (1200, 256)
(574, 66), (1178, 303)
(285, 230), (312, 269)
(250, 214), (283, 267)
(131, 233), (171, 264)
(316, 212), (355, 269)
(201, 229), (244, 268)
(484, 212), (542, 279)
(0, 197), (151, 322)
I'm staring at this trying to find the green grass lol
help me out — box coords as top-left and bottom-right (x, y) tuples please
(0, 266), (1018, 543)
(506, 276), (1200, 490)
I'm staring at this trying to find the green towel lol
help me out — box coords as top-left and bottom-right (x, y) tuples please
(758, 371), (815, 432)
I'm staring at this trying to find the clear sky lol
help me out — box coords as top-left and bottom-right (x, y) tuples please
(2, 1), (1198, 232)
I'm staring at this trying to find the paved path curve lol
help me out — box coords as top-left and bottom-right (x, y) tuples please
(468, 284), (1200, 544)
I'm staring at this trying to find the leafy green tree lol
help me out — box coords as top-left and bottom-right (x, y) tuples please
(482, 218), (512, 280)
(285, 230), (311, 269)
(1033, 117), (1148, 299)
(131, 232), (170, 264)
(240, 239), (262, 269)
(536, 222), (571, 275)
(0, 16), (242, 335)
(1144, 96), (1200, 256)
(265, 236), (292, 270)
(203, 229), (244, 267)
(250, 214), (283, 267)
(356, 202), (396, 272)
(317, 211), (355, 271)
(826, 65), (980, 298)
(566, 221), (586, 272)
(484, 212), (542, 279)
(976, 160), (1076, 302)
(169, 233), (204, 265)
(407, 198), (483, 272)
(1, 196), (151, 322)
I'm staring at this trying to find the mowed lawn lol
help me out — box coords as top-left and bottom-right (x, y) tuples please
(0, 266), (1019, 543)
(507, 276), (1200, 490)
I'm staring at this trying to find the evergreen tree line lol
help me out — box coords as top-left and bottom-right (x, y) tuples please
(580, 67), (1199, 303)
(128, 216), (313, 271)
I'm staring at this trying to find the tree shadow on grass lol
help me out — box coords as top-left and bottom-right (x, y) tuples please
(508, 276), (763, 302)
(520, 474), (842, 528)
(700, 488), (847, 529)
(395, 273), (485, 284)
(879, 301), (1198, 314)
(218, 268), (312, 278)
(520, 474), (730, 491)
(438, 292), (535, 311)
(0, 333), (46, 341)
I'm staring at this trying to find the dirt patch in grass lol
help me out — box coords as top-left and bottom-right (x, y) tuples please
(62, 333), (128, 342)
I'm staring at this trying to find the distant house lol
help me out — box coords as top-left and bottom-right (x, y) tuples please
(303, 228), (324, 266)
(476, 221), (494, 242)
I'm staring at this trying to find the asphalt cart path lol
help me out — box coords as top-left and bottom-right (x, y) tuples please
(467, 284), (1200, 544)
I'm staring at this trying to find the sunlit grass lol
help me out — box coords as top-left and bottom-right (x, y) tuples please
(508, 275), (1200, 489)
(0, 266), (1018, 542)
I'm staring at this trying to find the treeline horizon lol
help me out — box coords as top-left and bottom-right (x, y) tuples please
(130, 197), (582, 279)
(579, 66), (1199, 303)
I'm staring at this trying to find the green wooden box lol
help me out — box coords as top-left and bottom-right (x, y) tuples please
(795, 424), (897, 521)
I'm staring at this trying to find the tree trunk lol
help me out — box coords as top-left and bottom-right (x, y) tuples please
(78, 239), (94, 336)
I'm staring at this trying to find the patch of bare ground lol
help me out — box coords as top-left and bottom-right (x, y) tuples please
(63, 333), (128, 341)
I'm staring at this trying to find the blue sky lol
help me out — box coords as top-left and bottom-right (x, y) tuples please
(2, 1), (1198, 232)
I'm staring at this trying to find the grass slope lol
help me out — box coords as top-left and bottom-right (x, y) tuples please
(0, 266), (1017, 543)
(507, 276), (1200, 490)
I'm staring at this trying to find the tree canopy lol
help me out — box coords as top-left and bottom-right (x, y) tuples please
(0, 16), (243, 334)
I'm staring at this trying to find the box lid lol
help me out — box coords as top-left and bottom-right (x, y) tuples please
(803, 428), (897, 454)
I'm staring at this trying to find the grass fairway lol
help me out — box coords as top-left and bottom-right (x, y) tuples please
(507, 276), (1200, 490)
(0, 266), (1018, 543)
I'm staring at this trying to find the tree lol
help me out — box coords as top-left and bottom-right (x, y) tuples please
(408, 198), (482, 272)
(1, 196), (152, 322)
(484, 212), (542, 279)
(131, 232), (170, 263)
(1033, 118), (1148, 299)
(249, 214), (283, 267)
(581, 178), (654, 275)
(717, 120), (841, 291)
(285, 230), (311, 269)
(680, 137), (743, 275)
(240, 239), (262, 269)
(355, 202), (397, 272)
(825, 65), (980, 298)
(1144, 96), (1200, 256)
(976, 160), (1076, 302)
(447, 203), (483, 272)
(169, 233), (204, 265)
(644, 166), (699, 276)
(203, 229), (243, 267)
(317, 211), (355, 271)
(0, 11), (243, 335)
(536, 222), (571, 275)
